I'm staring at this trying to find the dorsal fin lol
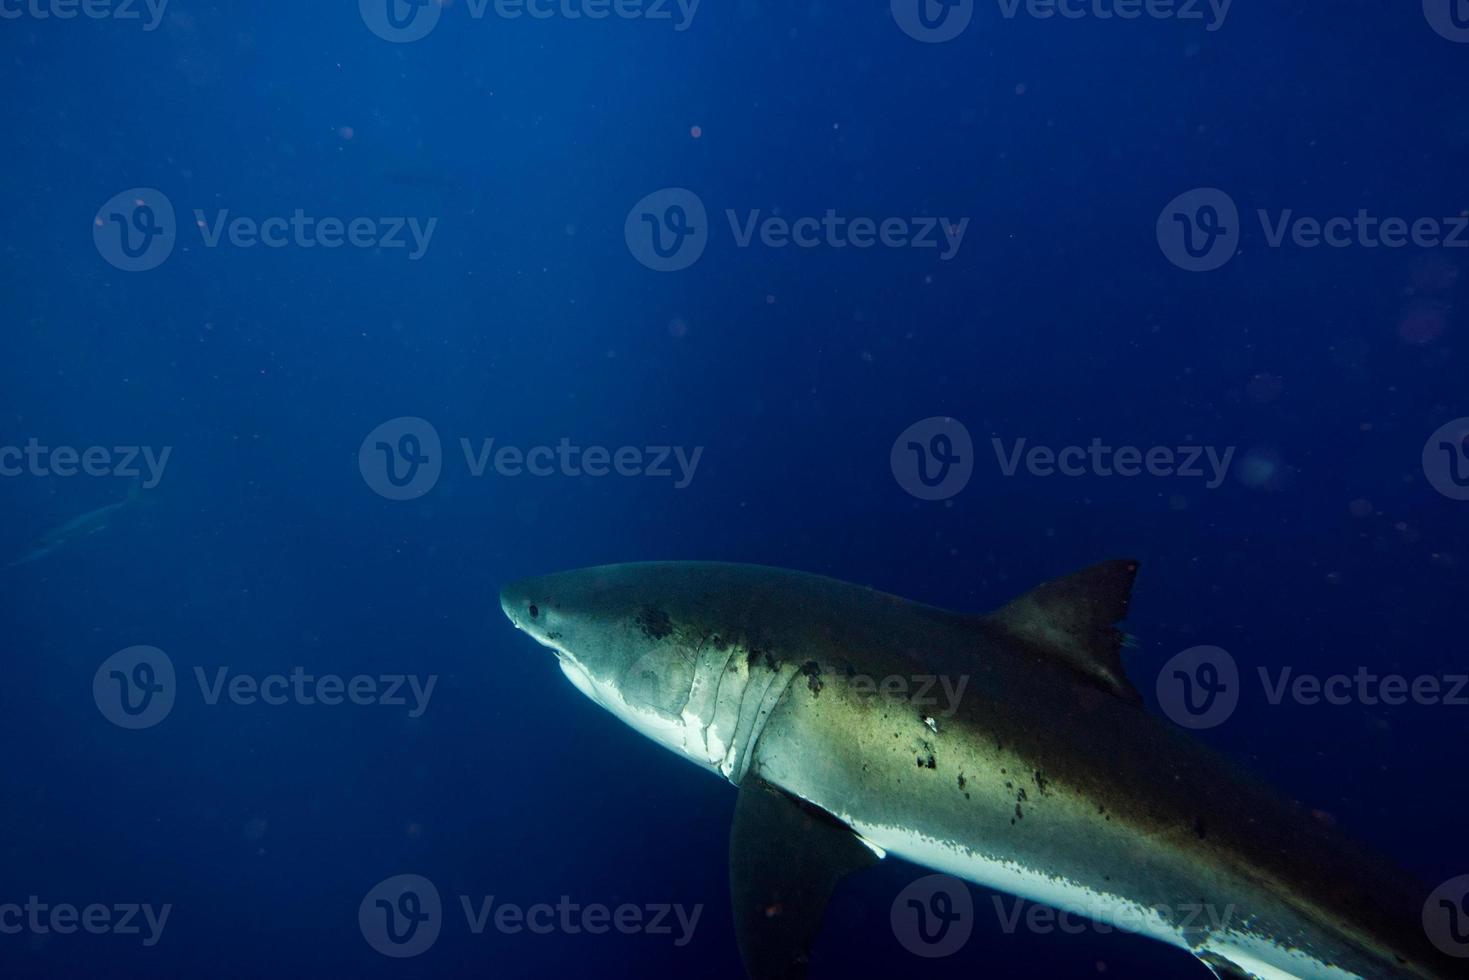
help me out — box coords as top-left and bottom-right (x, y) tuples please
(984, 559), (1141, 702)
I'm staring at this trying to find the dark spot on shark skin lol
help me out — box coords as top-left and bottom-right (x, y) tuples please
(636, 607), (674, 641)
(546, 631), (562, 641)
(1017, 788), (1028, 803)
(800, 660), (823, 696)
(957, 773), (966, 791)
(745, 634), (777, 671)
(1034, 770), (1052, 796)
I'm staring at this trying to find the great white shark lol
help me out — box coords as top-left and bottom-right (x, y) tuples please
(500, 560), (1462, 979)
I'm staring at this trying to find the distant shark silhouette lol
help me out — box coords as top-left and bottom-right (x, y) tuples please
(8, 483), (143, 567)
(383, 165), (482, 216)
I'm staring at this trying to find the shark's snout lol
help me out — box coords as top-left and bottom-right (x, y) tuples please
(500, 578), (551, 642)
(500, 574), (567, 652)
(498, 581), (531, 631)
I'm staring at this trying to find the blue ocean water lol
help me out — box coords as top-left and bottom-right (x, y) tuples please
(2, 2), (1466, 977)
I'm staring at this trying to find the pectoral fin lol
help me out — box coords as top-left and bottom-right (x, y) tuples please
(729, 776), (878, 979)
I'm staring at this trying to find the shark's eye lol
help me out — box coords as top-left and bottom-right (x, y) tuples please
(528, 604), (539, 619)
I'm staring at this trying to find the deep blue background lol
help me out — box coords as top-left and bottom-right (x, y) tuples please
(2, 2), (1465, 977)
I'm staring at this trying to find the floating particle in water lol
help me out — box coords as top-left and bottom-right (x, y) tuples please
(1236, 449), (1288, 490)
(1328, 338), (1370, 370)
(1397, 305), (1447, 346)
(668, 318), (689, 338)
(337, 125), (354, 141)
(1246, 373), (1284, 404)
(1409, 253), (1460, 292)
(1348, 499), (1373, 518)
(690, 125), (702, 139)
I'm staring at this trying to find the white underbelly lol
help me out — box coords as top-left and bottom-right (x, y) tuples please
(844, 819), (1364, 980)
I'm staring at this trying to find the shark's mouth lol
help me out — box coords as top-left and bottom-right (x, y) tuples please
(557, 657), (601, 705)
